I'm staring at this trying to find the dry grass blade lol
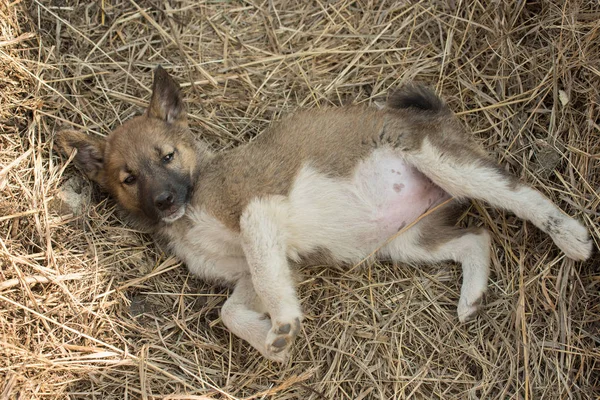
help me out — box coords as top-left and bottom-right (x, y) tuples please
(1, 0), (599, 399)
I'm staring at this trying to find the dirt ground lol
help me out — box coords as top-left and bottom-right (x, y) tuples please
(0, 0), (599, 399)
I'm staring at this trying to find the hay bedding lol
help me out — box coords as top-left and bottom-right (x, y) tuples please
(0, 0), (599, 398)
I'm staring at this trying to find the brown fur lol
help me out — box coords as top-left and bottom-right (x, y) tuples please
(416, 203), (468, 249)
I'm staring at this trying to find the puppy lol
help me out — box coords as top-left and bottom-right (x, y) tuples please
(57, 66), (592, 362)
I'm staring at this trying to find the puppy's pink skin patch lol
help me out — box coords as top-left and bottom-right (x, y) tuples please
(353, 149), (449, 242)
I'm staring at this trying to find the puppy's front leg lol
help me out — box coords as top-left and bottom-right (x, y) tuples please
(240, 196), (302, 360)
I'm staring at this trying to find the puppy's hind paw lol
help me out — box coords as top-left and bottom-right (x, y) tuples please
(457, 292), (484, 323)
(549, 216), (593, 261)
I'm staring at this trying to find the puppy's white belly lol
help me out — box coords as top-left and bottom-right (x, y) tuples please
(286, 148), (449, 262)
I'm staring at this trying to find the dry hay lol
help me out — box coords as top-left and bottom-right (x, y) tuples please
(1, 0), (599, 398)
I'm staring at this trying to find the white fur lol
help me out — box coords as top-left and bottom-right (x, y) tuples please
(240, 196), (303, 358)
(220, 277), (284, 361)
(281, 150), (450, 263)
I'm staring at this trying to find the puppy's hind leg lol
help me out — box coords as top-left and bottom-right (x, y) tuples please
(406, 139), (592, 261)
(221, 276), (289, 363)
(379, 210), (491, 322)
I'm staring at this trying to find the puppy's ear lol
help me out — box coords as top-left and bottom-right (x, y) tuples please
(146, 66), (187, 126)
(56, 130), (106, 184)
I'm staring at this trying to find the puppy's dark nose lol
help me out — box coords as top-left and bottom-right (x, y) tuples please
(154, 192), (174, 211)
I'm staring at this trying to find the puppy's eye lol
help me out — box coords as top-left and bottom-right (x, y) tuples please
(162, 152), (175, 164)
(123, 175), (136, 185)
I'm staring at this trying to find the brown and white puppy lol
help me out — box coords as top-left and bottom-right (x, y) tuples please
(57, 67), (593, 362)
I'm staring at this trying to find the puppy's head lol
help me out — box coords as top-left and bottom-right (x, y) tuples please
(57, 66), (206, 225)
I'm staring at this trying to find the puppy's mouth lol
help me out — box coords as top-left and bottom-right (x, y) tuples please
(153, 185), (192, 224)
(161, 204), (186, 223)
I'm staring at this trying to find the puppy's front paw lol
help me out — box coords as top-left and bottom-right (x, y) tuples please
(265, 317), (301, 361)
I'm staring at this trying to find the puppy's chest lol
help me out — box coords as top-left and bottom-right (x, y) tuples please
(163, 210), (246, 281)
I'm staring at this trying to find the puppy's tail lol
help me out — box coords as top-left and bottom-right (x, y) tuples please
(386, 83), (449, 114)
